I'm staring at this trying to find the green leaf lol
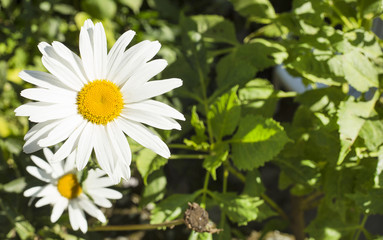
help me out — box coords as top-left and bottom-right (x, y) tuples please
(184, 106), (209, 150)
(141, 170), (167, 206)
(231, 115), (289, 170)
(212, 192), (263, 225)
(306, 201), (358, 240)
(360, 111), (383, 151)
(337, 92), (378, 164)
(208, 86), (240, 141)
(215, 40), (286, 95)
(81, 0), (117, 19)
(136, 148), (168, 184)
(242, 169), (265, 196)
(202, 143), (229, 180)
(151, 193), (199, 224)
(238, 78), (278, 118)
(118, 0), (143, 14)
(190, 15), (238, 45)
(336, 50), (378, 92)
(2, 177), (26, 193)
(358, 0), (383, 20)
(348, 188), (383, 214)
(230, 0), (276, 23)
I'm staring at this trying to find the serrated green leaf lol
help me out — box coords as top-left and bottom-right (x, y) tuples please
(215, 40), (286, 97)
(348, 189), (383, 214)
(212, 192), (263, 225)
(190, 15), (238, 45)
(238, 78), (278, 118)
(306, 200), (359, 240)
(184, 106), (209, 151)
(231, 115), (289, 170)
(136, 148), (168, 184)
(337, 92), (378, 164)
(230, 0), (276, 23)
(242, 169), (265, 196)
(208, 86), (240, 141)
(360, 111), (383, 151)
(337, 50), (378, 92)
(151, 193), (199, 224)
(358, 0), (383, 20)
(202, 143), (229, 180)
(141, 170), (167, 206)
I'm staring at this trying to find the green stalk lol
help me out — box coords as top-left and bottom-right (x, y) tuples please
(200, 172), (210, 209)
(224, 161), (288, 220)
(89, 219), (185, 232)
(169, 154), (209, 160)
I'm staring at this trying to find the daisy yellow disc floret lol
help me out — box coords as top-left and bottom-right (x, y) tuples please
(15, 19), (185, 183)
(24, 148), (123, 233)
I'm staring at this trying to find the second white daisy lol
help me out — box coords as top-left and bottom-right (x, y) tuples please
(15, 19), (185, 183)
(24, 148), (123, 233)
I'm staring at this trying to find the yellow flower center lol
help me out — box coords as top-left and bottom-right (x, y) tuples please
(77, 80), (124, 125)
(57, 173), (82, 199)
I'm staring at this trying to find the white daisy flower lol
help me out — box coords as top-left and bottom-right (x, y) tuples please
(15, 19), (185, 183)
(24, 148), (123, 233)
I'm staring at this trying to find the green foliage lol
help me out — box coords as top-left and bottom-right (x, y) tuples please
(231, 115), (289, 170)
(4, 0), (383, 238)
(212, 192), (264, 226)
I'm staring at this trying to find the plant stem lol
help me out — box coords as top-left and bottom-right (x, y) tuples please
(200, 172), (210, 209)
(169, 154), (208, 160)
(224, 161), (288, 220)
(89, 219), (185, 232)
(326, 0), (355, 29)
(354, 214), (368, 240)
(218, 168), (229, 240)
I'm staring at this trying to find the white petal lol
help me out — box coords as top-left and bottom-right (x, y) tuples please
(107, 30), (135, 77)
(24, 186), (44, 197)
(49, 161), (65, 178)
(87, 187), (123, 200)
(52, 41), (88, 84)
(116, 118), (170, 158)
(51, 121), (86, 163)
(78, 196), (106, 222)
(85, 176), (116, 189)
(35, 191), (60, 207)
(93, 22), (107, 79)
(23, 120), (60, 154)
(38, 115), (84, 147)
(19, 70), (70, 90)
(21, 88), (77, 104)
(106, 121), (131, 167)
(26, 166), (52, 182)
(121, 108), (181, 130)
(75, 122), (95, 170)
(30, 155), (52, 173)
(91, 195), (112, 208)
(43, 148), (54, 161)
(114, 161), (131, 181)
(50, 197), (68, 222)
(64, 150), (76, 172)
(123, 78), (182, 103)
(39, 42), (83, 91)
(120, 59), (167, 91)
(93, 126), (119, 183)
(69, 201), (88, 233)
(127, 100), (185, 120)
(111, 41), (161, 86)
(80, 19), (95, 81)
(15, 102), (77, 123)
